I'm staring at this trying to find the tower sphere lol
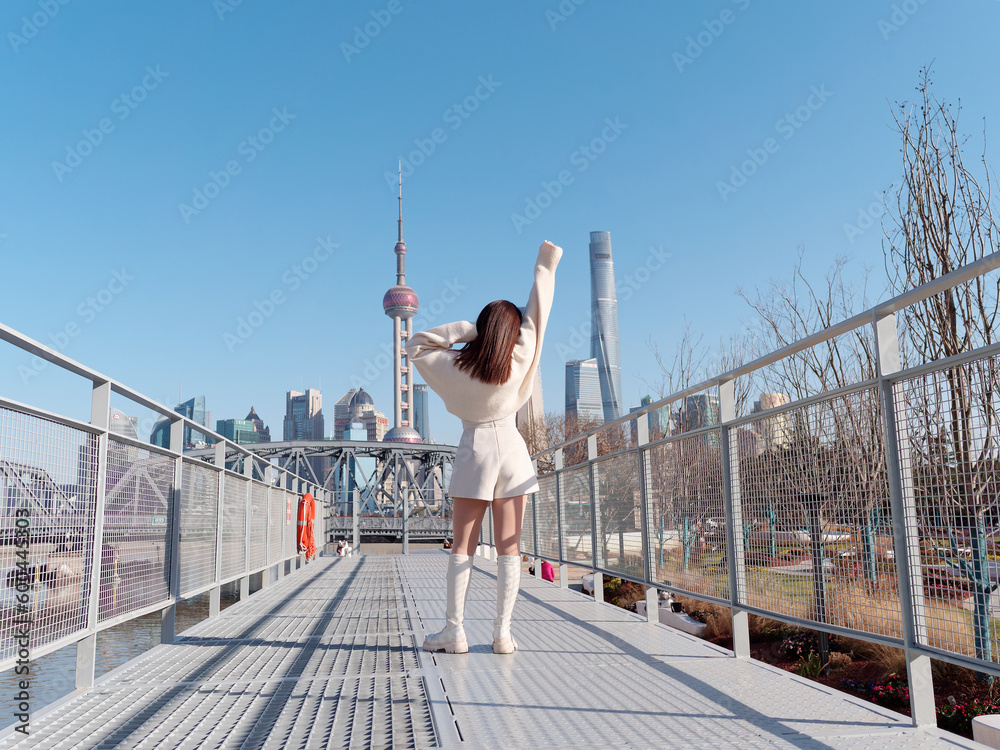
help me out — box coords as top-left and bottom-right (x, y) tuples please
(383, 285), (419, 319)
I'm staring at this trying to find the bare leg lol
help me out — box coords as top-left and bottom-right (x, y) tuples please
(491, 495), (527, 556)
(452, 496), (490, 556)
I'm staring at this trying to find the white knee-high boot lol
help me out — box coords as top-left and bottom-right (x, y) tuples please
(423, 554), (473, 654)
(493, 555), (521, 654)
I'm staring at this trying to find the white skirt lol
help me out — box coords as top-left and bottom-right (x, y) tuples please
(449, 414), (539, 501)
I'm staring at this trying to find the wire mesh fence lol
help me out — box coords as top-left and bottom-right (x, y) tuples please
(521, 493), (536, 557)
(268, 486), (284, 565)
(0, 407), (96, 658)
(220, 474), (248, 581)
(534, 474), (559, 561)
(594, 451), (642, 580)
(249, 482), (268, 571)
(733, 387), (903, 639)
(98, 438), (173, 622)
(559, 466), (592, 567)
(647, 432), (728, 600)
(179, 460), (219, 597)
(518, 255), (1000, 719)
(895, 353), (1000, 664)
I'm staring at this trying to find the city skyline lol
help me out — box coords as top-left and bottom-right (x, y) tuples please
(2, 4), (998, 449)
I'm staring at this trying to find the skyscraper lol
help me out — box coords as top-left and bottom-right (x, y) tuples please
(283, 389), (324, 441)
(216, 419), (258, 444)
(752, 393), (790, 451)
(109, 407), (139, 440)
(679, 394), (721, 448)
(382, 168), (423, 443)
(336, 388), (388, 442)
(565, 358), (604, 424)
(245, 406), (270, 442)
(333, 389), (357, 439)
(589, 231), (623, 422)
(149, 396), (212, 448)
(412, 383), (430, 441)
(640, 394), (672, 438)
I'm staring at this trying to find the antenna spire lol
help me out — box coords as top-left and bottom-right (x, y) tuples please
(397, 161), (404, 244)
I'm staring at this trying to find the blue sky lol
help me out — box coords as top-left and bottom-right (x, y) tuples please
(1, 0), (998, 446)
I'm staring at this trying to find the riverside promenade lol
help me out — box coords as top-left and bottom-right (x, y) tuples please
(0, 552), (986, 749)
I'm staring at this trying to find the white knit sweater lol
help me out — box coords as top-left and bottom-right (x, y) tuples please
(405, 241), (562, 423)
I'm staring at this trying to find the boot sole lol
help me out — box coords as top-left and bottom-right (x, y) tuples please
(492, 639), (517, 654)
(423, 640), (469, 654)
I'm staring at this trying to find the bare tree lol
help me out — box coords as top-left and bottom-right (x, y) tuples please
(737, 245), (877, 398)
(883, 68), (1000, 668)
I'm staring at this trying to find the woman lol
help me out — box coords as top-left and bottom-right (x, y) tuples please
(406, 240), (562, 654)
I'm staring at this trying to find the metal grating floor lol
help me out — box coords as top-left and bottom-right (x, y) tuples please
(0, 557), (436, 750)
(0, 552), (989, 749)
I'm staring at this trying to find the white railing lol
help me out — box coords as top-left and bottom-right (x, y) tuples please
(503, 250), (1000, 728)
(0, 321), (328, 697)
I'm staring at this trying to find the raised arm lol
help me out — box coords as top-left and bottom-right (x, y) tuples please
(405, 320), (478, 360)
(520, 240), (563, 356)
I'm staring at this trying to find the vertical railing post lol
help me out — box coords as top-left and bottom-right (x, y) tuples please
(553, 448), (564, 580)
(588, 434), (603, 602)
(76, 380), (111, 690)
(261, 465), (273, 589)
(556, 445), (568, 587)
(276, 469), (285, 581)
(636, 413), (658, 624)
(532, 461), (541, 578)
(210, 441), (225, 618)
(161, 417), (183, 644)
(720, 379), (750, 658)
(875, 311), (936, 726)
(241, 453), (251, 600)
(399, 454), (409, 555)
(352, 486), (360, 553)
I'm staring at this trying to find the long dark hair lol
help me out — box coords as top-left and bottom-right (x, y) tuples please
(454, 300), (522, 385)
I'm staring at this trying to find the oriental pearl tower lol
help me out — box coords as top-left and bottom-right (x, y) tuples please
(382, 167), (423, 443)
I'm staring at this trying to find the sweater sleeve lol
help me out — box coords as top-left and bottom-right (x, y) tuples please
(516, 241), (563, 398)
(405, 320), (478, 360)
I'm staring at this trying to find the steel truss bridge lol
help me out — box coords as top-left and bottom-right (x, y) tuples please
(192, 439), (457, 543)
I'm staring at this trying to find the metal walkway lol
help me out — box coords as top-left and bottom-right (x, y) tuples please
(0, 552), (987, 749)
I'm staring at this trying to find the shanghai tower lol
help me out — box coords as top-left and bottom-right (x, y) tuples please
(589, 231), (622, 422)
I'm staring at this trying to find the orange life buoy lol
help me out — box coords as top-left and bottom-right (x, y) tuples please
(297, 493), (316, 560)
